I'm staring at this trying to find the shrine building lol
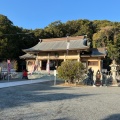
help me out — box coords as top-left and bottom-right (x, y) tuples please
(20, 36), (106, 73)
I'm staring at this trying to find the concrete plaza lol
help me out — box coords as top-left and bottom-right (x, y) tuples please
(0, 80), (120, 120)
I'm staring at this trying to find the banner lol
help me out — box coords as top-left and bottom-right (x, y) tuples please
(46, 61), (50, 74)
(7, 59), (11, 73)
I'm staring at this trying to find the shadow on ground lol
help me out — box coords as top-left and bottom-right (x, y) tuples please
(0, 80), (96, 110)
(103, 114), (120, 120)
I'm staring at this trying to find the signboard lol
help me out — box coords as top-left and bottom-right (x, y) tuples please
(7, 60), (11, 73)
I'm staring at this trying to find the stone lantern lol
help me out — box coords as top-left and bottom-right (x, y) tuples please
(109, 60), (118, 85)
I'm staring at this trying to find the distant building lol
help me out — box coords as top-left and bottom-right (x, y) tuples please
(20, 36), (106, 73)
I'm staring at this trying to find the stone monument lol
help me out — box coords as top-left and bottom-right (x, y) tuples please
(109, 60), (118, 85)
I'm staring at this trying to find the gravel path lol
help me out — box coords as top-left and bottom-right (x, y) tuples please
(0, 81), (120, 120)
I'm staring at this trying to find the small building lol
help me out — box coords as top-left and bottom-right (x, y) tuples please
(20, 36), (106, 74)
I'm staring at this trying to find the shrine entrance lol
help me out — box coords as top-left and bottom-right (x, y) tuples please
(41, 60), (63, 70)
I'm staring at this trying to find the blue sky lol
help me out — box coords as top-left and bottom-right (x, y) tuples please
(0, 0), (120, 30)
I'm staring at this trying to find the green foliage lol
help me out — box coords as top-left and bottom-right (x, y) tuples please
(13, 60), (18, 71)
(92, 26), (114, 48)
(57, 60), (85, 83)
(107, 41), (119, 60)
(114, 34), (120, 63)
(44, 21), (65, 38)
(1, 13), (120, 69)
(92, 20), (112, 32)
(65, 19), (94, 39)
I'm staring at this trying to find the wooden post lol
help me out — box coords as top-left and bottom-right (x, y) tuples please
(77, 50), (80, 62)
(39, 60), (42, 70)
(64, 53), (66, 61)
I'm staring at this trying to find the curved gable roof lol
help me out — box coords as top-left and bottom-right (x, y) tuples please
(19, 53), (36, 59)
(23, 36), (89, 52)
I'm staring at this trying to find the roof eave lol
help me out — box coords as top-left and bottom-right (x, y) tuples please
(24, 47), (89, 52)
(81, 55), (106, 57)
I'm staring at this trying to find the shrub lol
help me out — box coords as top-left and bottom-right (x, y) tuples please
(57, 60), (86, 83)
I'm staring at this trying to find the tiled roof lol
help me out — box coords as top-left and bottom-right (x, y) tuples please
(19, 53), (36, 59)
(23, 36), (89, 52)
(42, 36), (85, 42)
(91, 48), (106, 56)
(81, 48), (106, 57)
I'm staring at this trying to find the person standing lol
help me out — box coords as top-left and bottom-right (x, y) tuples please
(22, 69), (28, 79)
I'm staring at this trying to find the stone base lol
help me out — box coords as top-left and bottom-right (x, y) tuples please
(111, 81), (118, 87)
(93, 84), (96, 87)
(110, 84), (118, 87)
(111, 80), (118, 87)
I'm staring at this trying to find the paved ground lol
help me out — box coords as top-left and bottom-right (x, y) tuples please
(0, 80), (120, 120)
(0, 79), (52, 88)
(0, 75), (55, 88)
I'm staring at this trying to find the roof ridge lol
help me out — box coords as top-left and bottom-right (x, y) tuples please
(42, 36), (85, 42)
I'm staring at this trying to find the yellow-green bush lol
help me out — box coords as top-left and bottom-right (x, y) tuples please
(57, 60), (85, 83)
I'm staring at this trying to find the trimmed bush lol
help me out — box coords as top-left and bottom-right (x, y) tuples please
(57, 60), (86, 83)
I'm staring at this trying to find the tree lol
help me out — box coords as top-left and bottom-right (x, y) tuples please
(2, 13), (120, 70)
(57, 60), (85, 83)
(0, 14), (14, 59)
(44, 21), (65, 38)
(114, 34), (120, 64)
(92, 20), (112, 32)
(0, 14), (39, 71)
(92, 26), (114, 48)
(92, 31), (105, 48)
(107, 41), (119, 61)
